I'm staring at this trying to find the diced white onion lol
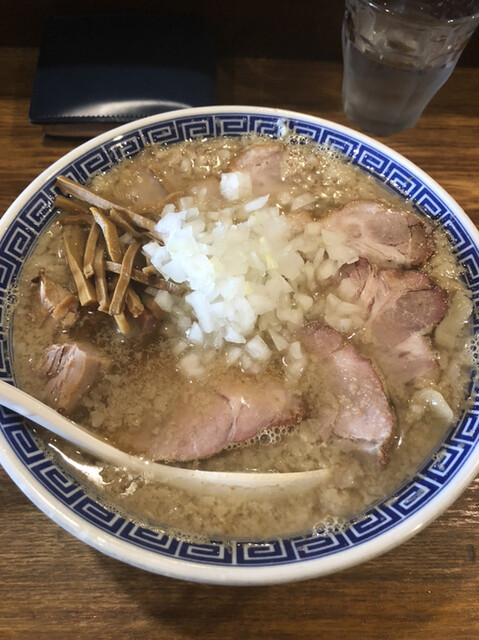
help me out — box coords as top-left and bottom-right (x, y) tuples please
(161, 203), (176, 215)
(289, 340), (303, 360)
(160, 259), (189, 283)
(144, 168), (369, 378)
(154, 289), (174, 312)
(336, 277), (360, 302)
(321, 228), (347, 245)
(145, 286), (159, 298)
(225, 326), (246, 344)
(268, 328), (289, 351)
(291, 193), (315, 211)
(220, 172), (253, 201)
(316, 258), (338, 280)
(185, 291), (215, 333)
(295, 293), (313, 312)
(324, 293), (363, 333)
(155, 210), (186, 239)
(244, 194), (270, 212)
(225, 347), (242, 364)
(179, 352), (205, 378)
(187, 322), (204, 344)
(119, 232), (134, 245)
(245, 335), (272, 361)
(276, 305), (304, 325)
(179, 196), (195, 209)
(305, 221), (322, 236)
(247, 292), (277, 315)
(171, 339), (188, 356)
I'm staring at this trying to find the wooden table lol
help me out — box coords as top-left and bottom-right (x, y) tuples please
(1, 47), (478, 639)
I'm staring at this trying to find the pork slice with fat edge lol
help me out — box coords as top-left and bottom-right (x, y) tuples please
(322, 200), (435, 269)
(125, 376), (305, 462)
(301, 322), (395, 463)
(39, 342), (110, 413)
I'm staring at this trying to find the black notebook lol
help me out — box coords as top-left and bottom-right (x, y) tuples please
(29, 14), (217, 136)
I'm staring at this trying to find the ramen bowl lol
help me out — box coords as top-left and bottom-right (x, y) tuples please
(1, 106), (478, 585)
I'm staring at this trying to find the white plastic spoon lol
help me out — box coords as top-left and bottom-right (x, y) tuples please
(0, 380), (330, 494)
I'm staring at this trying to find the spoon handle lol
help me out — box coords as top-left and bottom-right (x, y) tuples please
(0, 379), (166, 476)
(0, 380), (329, 493)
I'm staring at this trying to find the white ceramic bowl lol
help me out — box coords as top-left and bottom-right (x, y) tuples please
(1, 106), (478, 585)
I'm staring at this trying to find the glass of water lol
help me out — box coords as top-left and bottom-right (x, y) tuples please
(342, 0), (479, 135)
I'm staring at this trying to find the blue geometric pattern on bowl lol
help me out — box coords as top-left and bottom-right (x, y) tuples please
(1, 112), (478, 568)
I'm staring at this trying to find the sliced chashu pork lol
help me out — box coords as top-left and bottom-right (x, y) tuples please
(340, 259), (447, 346)
(40, 343), (110, 413)
(229, 142), (289, 197)
(301, 322), (395, 463)
(337, 258), (447, 384)
(37, 270), (79, 329)
(124, 377), (305, 462)
(368, 269), (447, 348)
(322, 200), (435, 269)
(376, 333), (439, 386)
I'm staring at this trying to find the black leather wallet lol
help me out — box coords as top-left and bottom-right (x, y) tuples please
(29, 14), (217, 136)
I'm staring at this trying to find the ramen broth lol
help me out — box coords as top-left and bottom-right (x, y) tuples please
(11, 135), (474, 539)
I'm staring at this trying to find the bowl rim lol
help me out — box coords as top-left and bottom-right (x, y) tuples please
(1, 104), (478, 586)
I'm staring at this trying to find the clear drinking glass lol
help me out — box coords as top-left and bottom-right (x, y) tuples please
(342, 0), (479, 135)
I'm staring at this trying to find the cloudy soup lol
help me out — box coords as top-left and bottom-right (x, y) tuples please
(11, 134), (475, 539)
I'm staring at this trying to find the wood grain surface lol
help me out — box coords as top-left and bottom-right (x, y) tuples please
(0, 47), (478, 640)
